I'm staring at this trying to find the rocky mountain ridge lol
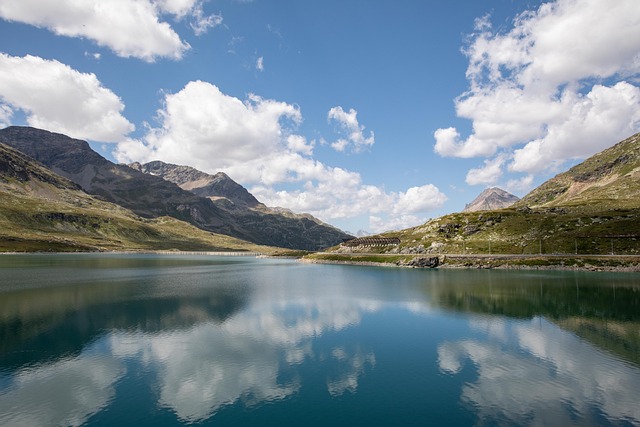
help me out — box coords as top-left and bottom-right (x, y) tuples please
(0, 142), (273, 252)
(130, 160), (353, 250)
(0, 126), (351, 250)
(463, 187), (519, 212)
(0, 126), (228, 230)
(129, 161), (261, 208)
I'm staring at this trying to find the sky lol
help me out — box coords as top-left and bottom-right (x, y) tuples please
(0, 0), (639, 234)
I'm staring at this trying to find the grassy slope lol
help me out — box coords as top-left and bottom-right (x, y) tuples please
(0, 144), (277, 253)
(313, 133), (640, 265)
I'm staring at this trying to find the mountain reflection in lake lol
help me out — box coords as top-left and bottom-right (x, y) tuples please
(0, 254), (638, 426)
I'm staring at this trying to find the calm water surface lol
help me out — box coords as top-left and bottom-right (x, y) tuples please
(0, 254), (639, 426)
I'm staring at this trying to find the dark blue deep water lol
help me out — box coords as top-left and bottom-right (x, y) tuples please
(0, 254), (639, 426)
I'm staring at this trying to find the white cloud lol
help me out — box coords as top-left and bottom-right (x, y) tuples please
(115, 81), (301, 171)
(370, 214), (426, 233)
(84, 51), (102, 60)
(256, 56), (264, 72)
(511, 82), (640, 173)
(0, 54), (134, 142)
(465, 155), (506, 186)
(0, 104), (12, 128)
(0, 0), (195, 61)
(116, 82), (445, 232)
(435, 0), (640, 179)
(505, 174), (534, 194)
(394, 184), (448, 215)
(188, 3), (222, 36)
(328, 106), (375, 153)
(286, 134), (314, 156)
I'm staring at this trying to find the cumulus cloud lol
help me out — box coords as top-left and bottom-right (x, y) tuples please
(256, 56), (264, 72)
(0, 54), (134, 142)
(434, 0), (640, 181)
(393, 185), (448, 215)
(115, 82), (445, 232)
(286, 135), (314, 156)
(328, 106), (375, 153)
(505, 174), (534, 193)
(115, 80), (301, 170)
(0, 0), (224, 61)
(511, 82), (640, 173)
(465, 154), (506, 186)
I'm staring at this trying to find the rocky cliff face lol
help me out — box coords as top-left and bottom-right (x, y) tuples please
(130, 160), (354, 250)
(129, 161), (260, 208)
(463, 187), (520, 212)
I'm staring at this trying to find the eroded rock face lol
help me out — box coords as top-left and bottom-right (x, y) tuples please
(463, 187), (520, 212)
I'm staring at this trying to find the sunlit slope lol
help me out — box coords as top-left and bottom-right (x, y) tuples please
(516, 132), (640, 210)
(0, 143), (276, 253)
(325, 132), (640, 256)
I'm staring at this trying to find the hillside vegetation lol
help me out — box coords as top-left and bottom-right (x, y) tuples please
(0, 143), (276, 253)
(0, 126), (351, 250)
(314, 133), (640, 267)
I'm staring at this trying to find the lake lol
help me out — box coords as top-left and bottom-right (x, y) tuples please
(0, 254), (639, 426)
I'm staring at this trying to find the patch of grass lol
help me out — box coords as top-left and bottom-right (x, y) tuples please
(0, 189), (278, 253)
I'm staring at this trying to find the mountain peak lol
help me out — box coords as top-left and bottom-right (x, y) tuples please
(463, 187), (519, 212)
(131, 160), (260, 208)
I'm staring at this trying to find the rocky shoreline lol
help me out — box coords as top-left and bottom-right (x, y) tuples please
(302, 254), (640, 272)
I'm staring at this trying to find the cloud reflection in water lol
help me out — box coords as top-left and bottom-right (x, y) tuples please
(0, 355), (124, 427)
(108, 297), (385, 422)
(438, 316), (640, 426)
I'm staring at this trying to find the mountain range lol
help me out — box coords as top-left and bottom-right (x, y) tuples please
(0, 141), (273, 252)
(2, 126), (639, 256)
(0, 126), (351, 251)
(129, 160), (353, 250)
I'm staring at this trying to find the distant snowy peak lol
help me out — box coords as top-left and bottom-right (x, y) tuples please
(463, 187), (519, 212)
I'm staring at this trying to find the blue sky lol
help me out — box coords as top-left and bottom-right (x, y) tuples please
(0, 0), (639, 234)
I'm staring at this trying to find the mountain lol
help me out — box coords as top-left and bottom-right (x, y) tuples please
(515, 132), (640, 210)
(317, 132), (640, 261)
(0, 142), (274, 253)
(0, 126), (351, 250)
(463, 187), (519, 212)
(129, 161), (260, 209)
(129, 160), (353, 250)
(0, 126), (230, 232)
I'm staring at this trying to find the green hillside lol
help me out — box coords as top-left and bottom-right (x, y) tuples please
(517, 132), (640, 209)
(312, 133), (640, 268)
(0, 143), (276, 253)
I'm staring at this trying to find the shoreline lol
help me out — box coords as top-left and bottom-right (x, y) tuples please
(2, 250), (639, 272)
(0, 250), (263, 256)
(301, 253), (640, 272)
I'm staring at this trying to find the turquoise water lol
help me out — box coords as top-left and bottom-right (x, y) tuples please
(0, 254), (639, 426)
